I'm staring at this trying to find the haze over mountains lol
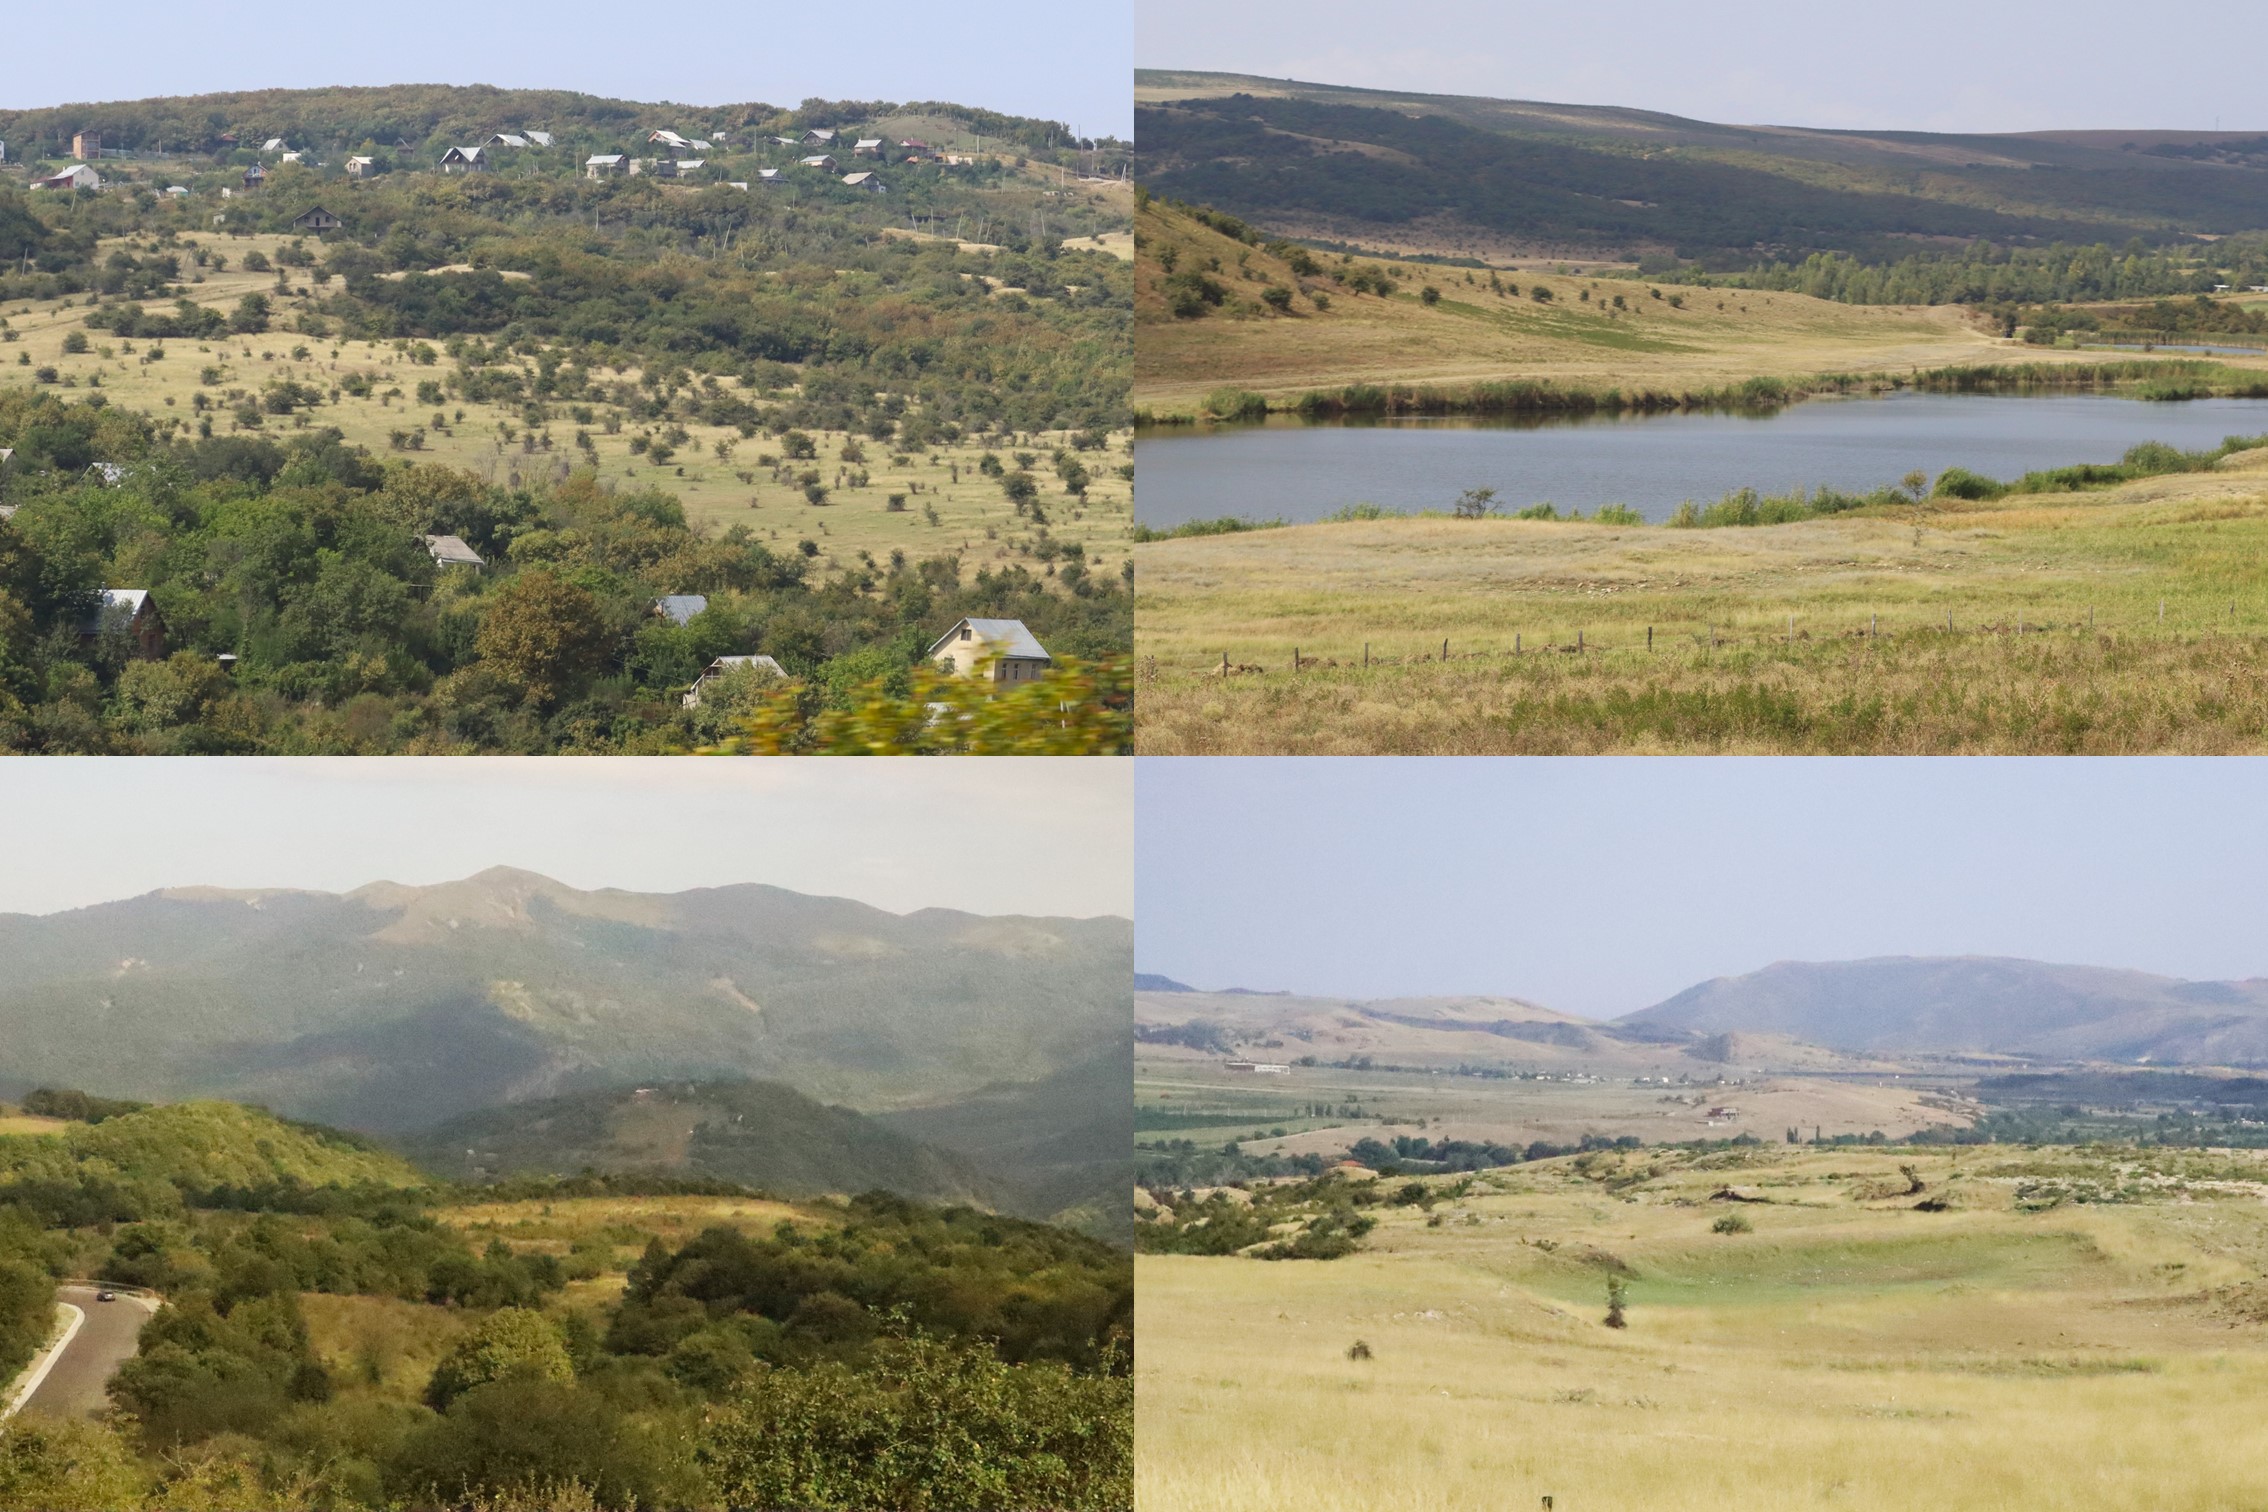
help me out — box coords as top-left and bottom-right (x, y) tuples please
(0, 868), (1131, 1232)
(1135, 70), (2268, 263)
(1141, 956), (2268, 1068)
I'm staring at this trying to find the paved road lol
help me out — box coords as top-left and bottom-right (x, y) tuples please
(18, 1285), (155, 1420)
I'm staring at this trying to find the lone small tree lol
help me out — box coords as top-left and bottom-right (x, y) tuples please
(1603, 1276), (1628, 1329)
(1347, 1339), (1372, 1361)
(1453, 486), (1499, 519)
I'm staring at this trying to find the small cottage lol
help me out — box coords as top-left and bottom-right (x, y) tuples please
(841, 171), (884, 192)
(585, 154), (627, 178)
(648, 129), (692, 150)
(423, 533), (486, 570)
(853, 138), (883, 157)
(683, 655), (786, 708)
(926, 618), (1052, 684)
(76, 589), (167, 659)
(242, 163), (266, 190)
(803, 128), (836, 145)
(438, 145), (487, 173)
(261, 137), (289, 153)
(799, 154), (838, 171)
(345, 155), (377, 179)
(292, 206), (341, 234)
(487, 133), (530, 149)
(32, 164), (101, 191)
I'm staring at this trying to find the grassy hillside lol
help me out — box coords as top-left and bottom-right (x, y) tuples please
(0, 1097), (424, 1193)
(1134, 442), (2268, 754)
(1135, 195), (2036, 414)
(406, 1080), (1005, 1208)
(1137, 1142), (2268, 1512)
(0, 84), (1132, 754)
(1135, 73), (2268, 265)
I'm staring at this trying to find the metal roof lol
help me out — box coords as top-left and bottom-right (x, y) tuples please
(423, 533), (486, 567)
(927, 617), (1050, 662)
(699, 655), (784, 677)
(653, 594), (709, 626)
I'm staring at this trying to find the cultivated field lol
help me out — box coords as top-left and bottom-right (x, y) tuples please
(0, 231), (1134, 585)
(1135, 448), (2268, 753)
(1137, 1144), (2268, 1512)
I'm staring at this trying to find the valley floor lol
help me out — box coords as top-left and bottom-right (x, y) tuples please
(1135, 449), (2268, 753)
(1136, 1145), (2268, 1512)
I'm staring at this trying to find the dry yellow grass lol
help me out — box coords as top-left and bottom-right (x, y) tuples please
(0, 1115), (70, 1137)
(1, 232), (1133, 583)
(1138, 1146), (2268, 1512)
(1129, 200), (2206, 416)
(1134, 449), (2268, 752)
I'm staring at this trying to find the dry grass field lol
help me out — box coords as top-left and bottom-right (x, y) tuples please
(1135, 447), (2268, 752)
(0, 231), (1133, 584)
(1133, 199), (2076, 417)
(1137, 1144), (2268, 1512)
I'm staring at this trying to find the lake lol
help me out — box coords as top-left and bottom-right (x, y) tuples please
(1133, 393), (2268, 527)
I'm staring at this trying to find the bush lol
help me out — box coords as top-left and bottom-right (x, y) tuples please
(427, 1308), (574, 1411)
(1711, 1212), (1753, 1234)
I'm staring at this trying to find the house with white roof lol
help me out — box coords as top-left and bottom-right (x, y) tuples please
(799, 154), (838, 171)
(75, 589), (167, 659)
(853, 138), (884, 157)
(525, 131), (555, 148)
(927, 618), (1053, 684)
(423, 534), (486, 570)
(841, 171), (884, 192)
(487, 133), (530, 149)
(683, 655), (786, 707)
(585, 154), (628, 178)
(31, 164), (100, 191)
(803, 128), (836, 144)
(346, 156), (377, 178)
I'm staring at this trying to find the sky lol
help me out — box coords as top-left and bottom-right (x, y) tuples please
(1137, 0), (2265, 135)
(0, 758), (1132, 919)
(0, 0), (1131, 139)
(1137, 759), (2268, 1019)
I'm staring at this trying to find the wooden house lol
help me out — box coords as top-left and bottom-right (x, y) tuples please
(799, 154), (838, 171)
(584, 154), (627, 178)
(438, 146), (487, 173)
(683, 654), (786, 707)
(853, 137), (883, 157)
(345, 156), (377, 179)
(242, 163), (266, 190)
(292, 206), (342, 234)
(803, 128), (836, 145)
(840, 171), (884, 192)
(75, 589), (167, 659)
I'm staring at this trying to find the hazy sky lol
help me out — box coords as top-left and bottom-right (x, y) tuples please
(1137, 759), (2268, 1018)
(0, 759), (1132, 919)
(0, 0), (1130, 139)
(1137, 0), (2264, 134)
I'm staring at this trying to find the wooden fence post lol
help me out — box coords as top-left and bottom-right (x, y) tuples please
(1292, 647), (1300, 671)
(1220, 650), (1228, 675)
(1647, 625), (1653, 651)
(1442, 638), (1449, 661)
(1363, 642), (1369, 667)
(1577, 629), (1584, 652)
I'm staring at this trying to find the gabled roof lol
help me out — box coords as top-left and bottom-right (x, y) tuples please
(695, 654), (785, 680)
(799, 155), (835, 167)
(653, 594), (709, 626)
(674, 159), (706, 171)
(525, 130), (555, 147)
(163, 185), (189, 195)
(841, 172), (881, 187)
(586, 153), (626, 166)
(771, 135), (799, 146)
(488, 133), (529, 148)
(0, 447), (13, 464)
(688, 138), (712, 152)
(261, 138), (288, 152)
(439, 145), (485, 163)
(346, 155), (375, 167)
(855, 138), (883, 149)
(754, 168), (781, 181)
(76, 587), (154, 636)
(293, 205), (339, 223)
(927, 617), (1050, 661)
(649, 129), (691, 147)
(803, 128), (836, 142)
(422, 533), (485, 567)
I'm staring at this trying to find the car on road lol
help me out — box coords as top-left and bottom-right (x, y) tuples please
(95, 1290), (116, 1302)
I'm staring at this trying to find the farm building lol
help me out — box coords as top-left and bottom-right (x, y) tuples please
(75, 589), (167, 659)
(292, 206), (341, 234)
(31, 164), (100, 191)
(584, 154), (627, 178)
(438, 146), (487, 173)
(840, 171), (884, 192)
(799, 154), (838, 171)
(652, 594), (709, 627)
(926, 618), (1052, 684)
(683, 655), (786, 707)
(422, 534), (486, 570)
(345, 156), (376, 178)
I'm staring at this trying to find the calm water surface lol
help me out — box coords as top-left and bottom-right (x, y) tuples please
(1134, 393), (2268, 527)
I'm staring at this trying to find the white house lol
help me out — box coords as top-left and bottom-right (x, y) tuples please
(927, 618), (1052, 684)
(841, 171), (884, 192)
(31, 164), (100, 191)
(438, 146), (487, 173)
(423, 533), (486, 569)
(585, 154), (628, 178)
(683, 654), (786, 707)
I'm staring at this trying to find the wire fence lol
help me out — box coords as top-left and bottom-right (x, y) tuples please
(1191, 603), (2268, 676)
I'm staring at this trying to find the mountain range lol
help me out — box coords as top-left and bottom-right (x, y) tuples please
(1135, 70), (2268, 263)
(0, 868), (1131, 1232)
(1141, 956), (2268, 1068)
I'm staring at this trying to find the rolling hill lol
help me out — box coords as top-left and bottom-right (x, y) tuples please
(0, 868), (1131, 1169)
(0, 1099), (425, 1193)
(1135, 71), (2268, 266)
(405, 1079), (1003, 1208)
(1624, 956), (2268, 1065)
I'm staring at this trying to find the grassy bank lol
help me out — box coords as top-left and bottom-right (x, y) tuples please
(1136, 1144), (2268, 1512)
(1134, 447), (2268, 753)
